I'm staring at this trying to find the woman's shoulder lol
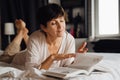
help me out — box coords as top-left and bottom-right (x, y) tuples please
(65, 31), (74, 40)
(28, 30), (46, 43)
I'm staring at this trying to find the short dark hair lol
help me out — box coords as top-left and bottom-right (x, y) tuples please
(37, 3), (65, 27)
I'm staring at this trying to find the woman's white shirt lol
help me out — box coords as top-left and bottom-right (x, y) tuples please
(25, 30), (75, 69)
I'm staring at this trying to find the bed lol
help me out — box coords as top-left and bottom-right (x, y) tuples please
(0, 50), (120, 80)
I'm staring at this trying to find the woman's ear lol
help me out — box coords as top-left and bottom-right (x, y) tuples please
(40, 24), (47, 32)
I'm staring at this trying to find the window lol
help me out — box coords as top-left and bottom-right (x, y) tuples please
(91, 0), (119, 39)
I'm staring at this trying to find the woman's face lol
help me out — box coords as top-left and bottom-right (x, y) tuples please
(42, 16), (66, 38)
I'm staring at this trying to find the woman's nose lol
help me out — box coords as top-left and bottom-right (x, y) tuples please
(57, 22), (62, 29)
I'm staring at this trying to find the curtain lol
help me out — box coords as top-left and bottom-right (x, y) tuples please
(1, 0), (47, 50)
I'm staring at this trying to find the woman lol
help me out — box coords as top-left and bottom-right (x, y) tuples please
(0, 4), (88, 70)
(25, 3), (88, 70)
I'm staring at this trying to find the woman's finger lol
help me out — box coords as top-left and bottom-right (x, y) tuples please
(55, 54), (75, 60)
(78, 42), (87, 50)
(78, 48), (88, 53)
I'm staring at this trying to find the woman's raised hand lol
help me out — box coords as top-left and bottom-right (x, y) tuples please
(77, 42), (88, 53)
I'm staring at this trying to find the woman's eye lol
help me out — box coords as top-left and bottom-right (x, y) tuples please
(60, 20), (63, 22)
(51, 22), (56, 25)
(60, 20), (65, 22)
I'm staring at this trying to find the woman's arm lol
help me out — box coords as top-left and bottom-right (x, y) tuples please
(39, 55), (54, 70)
(39, 53), (76, 70)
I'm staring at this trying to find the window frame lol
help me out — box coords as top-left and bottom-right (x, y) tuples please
(91, 0), (120, 40)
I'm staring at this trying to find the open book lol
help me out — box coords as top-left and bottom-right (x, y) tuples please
(43, 53), (103, 79)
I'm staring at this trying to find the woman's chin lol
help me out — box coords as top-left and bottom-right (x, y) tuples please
(56, 31), (65, 37)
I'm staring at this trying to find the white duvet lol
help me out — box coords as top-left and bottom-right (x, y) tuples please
(0, 52), (120, 80)
(68, 60), (120, 80)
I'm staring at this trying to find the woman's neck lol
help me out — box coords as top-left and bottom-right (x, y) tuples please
(46, 36), (62, 45)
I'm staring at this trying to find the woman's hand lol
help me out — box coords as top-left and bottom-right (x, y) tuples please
(77, 42), (88, 53)
(40, 53), (75, 70)
(50, 53), (76, 61)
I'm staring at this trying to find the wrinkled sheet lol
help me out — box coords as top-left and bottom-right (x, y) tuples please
(0, 52), (120, 80)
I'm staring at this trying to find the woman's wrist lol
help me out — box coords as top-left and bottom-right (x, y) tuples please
(49, 54), (55, 61)
(40, 55), (54, 70)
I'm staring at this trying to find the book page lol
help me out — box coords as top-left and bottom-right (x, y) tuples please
(47, 67), (79, 75)
(68, 53), (103, 72)
(43, 67), (88, 78)
(43, 53), (103, 78)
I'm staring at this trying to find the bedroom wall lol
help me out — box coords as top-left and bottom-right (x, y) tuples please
(0, 0), (1, 50)
(0, 12), (1, 49)
(1, 0), (47, 50)
(0, 21), (1, 50)
(1, 0), (119, 53)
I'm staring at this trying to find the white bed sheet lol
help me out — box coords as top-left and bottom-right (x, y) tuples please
(0, 51), (120, 80)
